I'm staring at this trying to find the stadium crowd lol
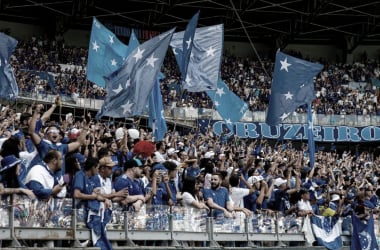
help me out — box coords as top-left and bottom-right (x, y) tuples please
(0, 35), (379, 248)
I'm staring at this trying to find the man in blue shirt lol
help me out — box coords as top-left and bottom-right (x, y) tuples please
(145, 163), (172, 205)
(114, 159), (146, 211)
(25, 150), (66, 200)
(203, 173), (234, 218)
(28, 104), (87, 178)
(162, 161), (181, 206)
(72, 157), (112, 250)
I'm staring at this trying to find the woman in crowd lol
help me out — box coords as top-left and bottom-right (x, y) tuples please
(181, 176), (209, 211)
(0, 155), (35, 199)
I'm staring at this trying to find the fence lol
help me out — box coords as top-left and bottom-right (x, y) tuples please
(0, 195), (367, 248)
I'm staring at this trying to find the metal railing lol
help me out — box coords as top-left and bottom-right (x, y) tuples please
(0, 195), (358, 248)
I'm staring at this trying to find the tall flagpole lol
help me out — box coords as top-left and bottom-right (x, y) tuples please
(307, 102), (315, 168)
(229, 0), (270, 78)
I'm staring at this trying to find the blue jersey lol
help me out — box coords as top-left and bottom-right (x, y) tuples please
(203, 187), (230, 218)
(114, 174), (143, 195)
(72, 170), (99, 212)
(146, 182), (168, 205)
(37, 139), (68, 177)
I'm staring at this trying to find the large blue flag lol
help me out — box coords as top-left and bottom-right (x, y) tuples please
(170, 24), (223, 92)
(180, 11), (199, 80)
(129, 31), (167, 141)
(149, 77), (167, 141)
(126, 30), (167, 141)
(307, 102), (315, 168)
(310, 215), (342, 250)
(96, 28), (175, 119)
(266, 50), (323, 126)
(351, 212), (379, 250)
(86, 17), (128, 87)
(206, 79), (248, 132)
(0, 32), (18, 100)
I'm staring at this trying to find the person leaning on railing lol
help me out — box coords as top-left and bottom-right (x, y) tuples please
(113, 159), (147, 212)
(24, 150), (67, 200)
(72, 157), (112, 250)
(181, 176), (209, 211)
(0, 155), (35, 199)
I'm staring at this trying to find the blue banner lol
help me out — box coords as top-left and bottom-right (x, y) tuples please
(198, 119), (380, 142)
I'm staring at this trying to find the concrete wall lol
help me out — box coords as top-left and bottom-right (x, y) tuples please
(284, 43), (343, 62)
(224, 41), (272, 59)
(351, 45), (380, 62)
(0, 20), (47, 40)
(63, 29), (91, 47)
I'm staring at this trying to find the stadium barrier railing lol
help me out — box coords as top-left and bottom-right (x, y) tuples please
(0, 195), (359, 247)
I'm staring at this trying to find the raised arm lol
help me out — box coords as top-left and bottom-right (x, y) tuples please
(28, 104), (43, 146)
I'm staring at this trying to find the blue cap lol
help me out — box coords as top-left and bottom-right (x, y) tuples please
(13, 131), (24, 141)
(73, 153), (86, 166)
(0, 155), (21, 172)
(150, 163), (167, 176)
(151, 163), (166, 172)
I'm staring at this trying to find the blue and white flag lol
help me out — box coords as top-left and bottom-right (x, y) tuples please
(125, 30), (139, 59)
(206, 78), (248, 132)
(86, 17), (128, 87)
(170, 24), (223, 92)
(125, 30), (167, 141)
(0, 32), (18, 100)
(311, 215), (342, 250)
(180, 11), (199, 79)
(149, 77), (167, 141)
(351, 212), (379, 250)
(307, 102), (315, 168)
(96, 28), (175, 119)
(266, 50), (323, 126)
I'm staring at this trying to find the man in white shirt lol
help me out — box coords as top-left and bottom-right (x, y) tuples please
(297, 189), (314, 216)
(25, 150), (66, 200)
(229, 173), (253, 208)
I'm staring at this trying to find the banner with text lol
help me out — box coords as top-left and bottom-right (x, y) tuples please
(198, 119), (380, 142)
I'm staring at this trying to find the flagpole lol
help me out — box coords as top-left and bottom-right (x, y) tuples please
(173, 82), (185, 133)
(207, 90), (218, 136)
(83, 79), (89, 115)
(229, 0), (270, 78)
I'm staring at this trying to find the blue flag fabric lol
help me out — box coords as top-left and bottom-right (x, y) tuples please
(149, 77), (167, 141)
(170, 24), (223, 92)
(126, 30), (167, 141)
(0, 32), (19, 100)
(307, 102), (315, 168)
(266, 50), (323, 126)
(351, 212), (379, 250)
(180, 11), (199, 79)
(46, 72), (57, 94)
(310, 215), (342, 250)
(86, 17), (128, 87)
(96, 28), (175, 119)
(126, 30), (139, 58)
(206, 79), (248, 132)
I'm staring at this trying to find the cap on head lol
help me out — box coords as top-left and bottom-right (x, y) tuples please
(0, 155), (21, 173)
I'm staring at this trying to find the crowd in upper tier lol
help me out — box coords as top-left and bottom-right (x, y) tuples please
(9, 35), (380, 116)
